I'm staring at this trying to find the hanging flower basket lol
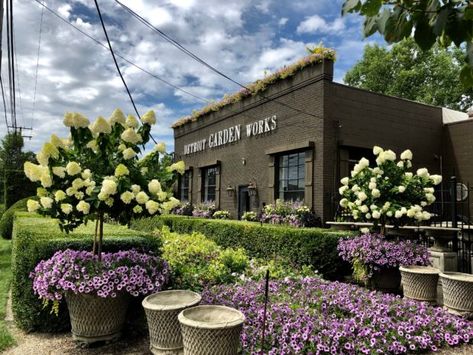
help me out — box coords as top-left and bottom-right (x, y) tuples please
(142, 290), (201, 354)
(178, 305), (245, 355)
(440, 272), (473, 316)
(399, 265), (439, 303)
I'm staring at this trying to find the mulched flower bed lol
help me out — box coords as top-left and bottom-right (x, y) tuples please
(202, 277), (473, 354)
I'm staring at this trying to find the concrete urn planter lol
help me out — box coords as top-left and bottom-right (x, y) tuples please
(440, 272), (473, 317)
(178, 305), (245, 355)
(142, 290), (201, 355)
(65, 292), (129, 343)
(399, 266), (439, 303)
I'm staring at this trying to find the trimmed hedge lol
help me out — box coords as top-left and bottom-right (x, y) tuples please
(11, 212), (161, 332)
(0, 197), (32, 240)
(131, 215), (353, 280)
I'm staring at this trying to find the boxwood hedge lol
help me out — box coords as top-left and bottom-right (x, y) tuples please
(131, 215), (353, 280)
(11, 212), (161, 332)
(0, 197), (33, 240)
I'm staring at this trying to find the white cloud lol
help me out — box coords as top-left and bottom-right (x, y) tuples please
(278, 17), (288, 26)
(296, 15), (345, 34)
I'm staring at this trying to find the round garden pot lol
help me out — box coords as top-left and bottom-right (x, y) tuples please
(65, 292), (130, 343)
(142, 290), (201, 355)
(439, 272), (473, 317)
(178, 305), (245, 355)
(370, 268), (401, 293)
(399, 265), (439, 303)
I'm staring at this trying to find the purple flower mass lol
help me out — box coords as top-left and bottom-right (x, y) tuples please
(31, 249), (169, 301)
(338, 234), (430, 279)
(203, 278), (473, 354)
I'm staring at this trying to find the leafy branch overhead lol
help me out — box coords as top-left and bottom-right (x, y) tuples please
(342, 0), (473, 87)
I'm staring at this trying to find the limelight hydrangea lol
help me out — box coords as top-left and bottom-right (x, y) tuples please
(168, 161), (185, 175)
(338, 146), (442, 226)
(148, 179), (162, 195)
(142, 110), (156, 125)
(90, 116), (112, 135)
(126, 115), (139, 128)
(114, 164), (129, 177)
(109, 108), (126, 126)
(27, 200), (40, 212)
(136, 191), (149, 204)
(121, 128), (142, 144)
(122, 147), (137, 160)
(60, 204), (73, 214)
(120, 191), (134, 204)
(76, 200), (90, 214)
(66, 162), (81, 176)
(154, 142), (166, 153)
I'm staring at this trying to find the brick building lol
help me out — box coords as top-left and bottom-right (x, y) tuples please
(172, 58), (473, 222)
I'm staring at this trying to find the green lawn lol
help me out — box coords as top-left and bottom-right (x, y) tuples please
(0, 238), (15, 351)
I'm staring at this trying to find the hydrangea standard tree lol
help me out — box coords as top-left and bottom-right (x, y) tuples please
(24, 109), (184, 260)
(338, 145), (442, 231)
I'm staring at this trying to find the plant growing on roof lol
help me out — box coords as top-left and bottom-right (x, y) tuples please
(24, 109), (184, 259)
(338, 146), (442, 230)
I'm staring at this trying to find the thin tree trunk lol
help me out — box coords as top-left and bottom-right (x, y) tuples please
(93, 217), (99, 256)
(98, 214), (104, 262)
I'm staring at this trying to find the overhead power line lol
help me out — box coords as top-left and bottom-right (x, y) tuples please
(33, 0), (209, 105)
(32, 3), (45, 130)
(6, 0), (15, 127)
(93, 0), (157, 144)
(0, 0), (9, 133)
(114, 0), (325, 121)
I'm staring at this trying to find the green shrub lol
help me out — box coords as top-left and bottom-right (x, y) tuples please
(160, 227), (249, 290)
(0, 204), (5, 219)
(11, 212), (161, 332)
(132, 215), (354, 280)
(0, 197), (34, 240)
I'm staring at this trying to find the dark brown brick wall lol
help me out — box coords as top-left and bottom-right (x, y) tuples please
(443, 120), (473, 214)
(323, 83), (444, 217)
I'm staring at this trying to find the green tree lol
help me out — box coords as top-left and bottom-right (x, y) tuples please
(344, 38), (473, 110)
(341, 0), (473, 87)
(0, 132), (36, 208)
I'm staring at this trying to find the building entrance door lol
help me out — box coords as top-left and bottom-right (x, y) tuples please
(238, 186), (250, 219)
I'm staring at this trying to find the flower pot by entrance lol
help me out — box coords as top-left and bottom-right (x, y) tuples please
(439, 272), (473, 317)
(178, 305), (245, 355)
(142, 290), (201, 355)
(399, 266), (439, 303)
(65, 292), (129, 343)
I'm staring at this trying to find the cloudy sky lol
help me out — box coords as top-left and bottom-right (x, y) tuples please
(4, 0), (384, 153)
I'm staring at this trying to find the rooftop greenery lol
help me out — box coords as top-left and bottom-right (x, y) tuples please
(172, 46), (336, 128)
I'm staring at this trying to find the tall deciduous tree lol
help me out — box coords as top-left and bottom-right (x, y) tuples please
(0, 132), (35, 207)
(344, 38), (473, 110)
(341, 0), (473, 87)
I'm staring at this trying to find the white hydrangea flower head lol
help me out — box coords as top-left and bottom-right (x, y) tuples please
(373, 146), (383, 155)
(339, 198), (348, 208)
(105, 198), (114, 207)
(101, 179), (118, 196)
(60, 204), (73, 215)
(66, 162), (81, 176)
(372, 210), (381, 219)
(27, 199), (40, 212)
(148, 179), (162, 195)
(54, 190), (66, 202)
(340, 177), (349, 186)
(358, 191), (368, 201)
(42, 142), (60, 159)
(52, 166), (66, 178)
(360, 205), (369, 213)
(76, 200), (90, 214)
(72, 178), (84, 189)
(398, 186), (406, 193)
(121, 128), (142, 144)
(81, 169), (92, 180)
(339, 185), (348, 195)
(72, 113), (90, 128)
(40, 197), (53, 209)
(63, 112), (75, 127)
(430, 175), (442, 185)
(142, 110), (156, 125)
(118, 144), (126, 152)
(397, 161), (404, 168)
(400, 149), (413, 160)
(114, 164), (130, 177)
(133, 205), (143, 213)
(122, 147), (137, 160)
(24, 162), (43, 182)
(154, 142), (166, 153)
(131, 184), (141, 194)
(50, 134), (65, 149)
(126, 115), (139, 128)
(384, 150), (396, 161)
(86, 140), (98, 152)
(145, 200), (160, 214)
(416, 168), (429, 178)
(36, 152), (49, 166)
(157, 191), (168, 201)
(135, 191), (149, 204)
(109, 108), (126, 126)
(167, 161), (185, 175)
(120, 191), (134, 204)
(40, 173), (53, 188)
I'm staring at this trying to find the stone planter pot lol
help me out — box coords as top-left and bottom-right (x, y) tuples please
(385, 227), (418, 240)
(65, 292), (129, 343)
(399, 265), (439, 303)
(142, 290), (201, 355)
(440, 272), (473, 317)
(370, 268), (401, 293)
(178, 305), (245, 355)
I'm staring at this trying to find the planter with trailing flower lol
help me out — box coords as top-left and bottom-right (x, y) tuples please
(32, 249), (169, 342)
(338, 233), (431, 292)
(24, 108), (184, 343)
